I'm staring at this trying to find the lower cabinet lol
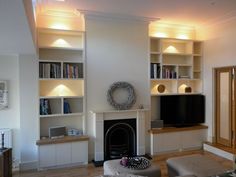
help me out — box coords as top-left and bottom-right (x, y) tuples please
(38, 141), (88, 169)
(150, 127), (207, 155)
(71, 141), (88, 163)
(0, 148), (12, 177)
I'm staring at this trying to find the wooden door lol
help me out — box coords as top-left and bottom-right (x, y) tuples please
(215, 67), (233, 147)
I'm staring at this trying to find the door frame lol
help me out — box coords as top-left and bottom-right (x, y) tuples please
(214, 66), (233, 147)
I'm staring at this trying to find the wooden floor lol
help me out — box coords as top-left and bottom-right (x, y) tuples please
(205, 141), (236, 154)
(14, 150), (233, 177)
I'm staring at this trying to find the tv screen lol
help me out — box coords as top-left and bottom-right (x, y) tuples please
(160, 95), (205, 127)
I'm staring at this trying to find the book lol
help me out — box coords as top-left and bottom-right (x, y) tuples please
(150, 63), (154, 78)
(40, 99), (51, 115)
(64, 100), (71, 114)
(153, 64), (157, 79)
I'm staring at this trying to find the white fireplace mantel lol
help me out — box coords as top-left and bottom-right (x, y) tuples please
(90, 109), (149, 161)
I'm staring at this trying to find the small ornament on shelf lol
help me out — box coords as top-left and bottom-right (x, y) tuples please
(157, 84), (165, 93)
(185, 86), (192, 93)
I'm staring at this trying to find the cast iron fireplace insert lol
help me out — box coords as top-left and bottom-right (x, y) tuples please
(104, 118), (136, 160)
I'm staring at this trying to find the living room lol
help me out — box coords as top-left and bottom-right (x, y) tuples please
(0, 0), (236, 177)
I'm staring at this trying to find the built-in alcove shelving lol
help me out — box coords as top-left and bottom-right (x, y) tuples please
(149, 37), (203, 120)
(38, 28), (86, 138)
(150, 37), (203, 96)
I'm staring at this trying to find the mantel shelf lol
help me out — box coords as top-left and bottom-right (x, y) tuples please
(90, 108), (149, 114)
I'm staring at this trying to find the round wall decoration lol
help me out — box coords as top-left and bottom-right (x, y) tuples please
(107, 82), (136, 110)
(157, 84), (165, 93)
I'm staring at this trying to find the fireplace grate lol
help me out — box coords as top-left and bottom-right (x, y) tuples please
(109, 144), (129, 159)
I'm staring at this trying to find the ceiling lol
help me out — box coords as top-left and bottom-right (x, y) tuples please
(1, 0), (235, 54)
(0, 0), (35, 54)
(38, 0), (236, 27)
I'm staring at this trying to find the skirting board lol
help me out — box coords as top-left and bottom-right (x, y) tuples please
(20, 161), (38, 171)
(38, 162), (88, 171)
(151, 146), (202, 156)
(203, 143), (234, 161)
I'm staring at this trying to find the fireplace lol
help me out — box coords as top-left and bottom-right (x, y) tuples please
(91, 109), (148, 162)
(104, 119), (136, 160)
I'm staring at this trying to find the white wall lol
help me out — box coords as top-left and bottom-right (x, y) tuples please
(196, 18), (236, 141)
(19, 54), (38, 170)
(85, 16), (150, 159)
(0, 54), (20, 164)
(0, 54), (38, 169)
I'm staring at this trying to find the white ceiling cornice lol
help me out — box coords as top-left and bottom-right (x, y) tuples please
(78, 9), (160, 23)
(199, 9), (236, 28)
(35, 0), (236, 28)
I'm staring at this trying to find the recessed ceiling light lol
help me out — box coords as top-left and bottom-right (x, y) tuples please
(54, 0), (66, 2)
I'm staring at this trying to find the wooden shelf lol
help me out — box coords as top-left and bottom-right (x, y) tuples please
(39, 96), (83, 100)
(39, 113), (84, 118)
(36, 135), (89, 145)
(151, 92), (202, 96)
(162, 52), (192, 56)
(149, 125), (208, 134)
(38, 28), (85, 36)
(38, 46), (83, 51)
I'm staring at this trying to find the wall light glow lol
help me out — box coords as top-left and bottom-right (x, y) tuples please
(50, 84), (72, 96)
(154, 32), (168, 38)
(178, 84), (188, 93)
(164, 45), (179, 53)
(176, 34), (189, 40)
(50, 23), (70, 30)
(149, 22), (195, 39)
(51, 39), (71, 48)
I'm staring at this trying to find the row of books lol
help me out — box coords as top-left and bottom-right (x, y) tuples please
(150, 63), (160, 79)
(63, 63), (83, 79)
(39, 63), (84, 79)
(162, 68), (177, 79)
(39, 63), (61, 78)
(40, 99), (74, 115)
(40, 99), (51, 115)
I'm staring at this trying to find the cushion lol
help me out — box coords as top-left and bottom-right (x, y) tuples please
(98, 174), (147, 177)
(166, 154), (228, 177)
(103, 159), (161, 177)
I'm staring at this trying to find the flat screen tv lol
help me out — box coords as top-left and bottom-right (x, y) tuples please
(160, 95), (205, 127)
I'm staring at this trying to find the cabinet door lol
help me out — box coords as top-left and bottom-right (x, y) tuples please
(55, 143), (71, 166)
(0, 153), (3, 177)
(39, 145), (56, 168)
(181, 130), (207, 149)
(71, 141), (88, 164)
(153, 132), (181, 154)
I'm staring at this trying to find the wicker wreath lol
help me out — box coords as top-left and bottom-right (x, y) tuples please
(107, 82), (136, 110)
